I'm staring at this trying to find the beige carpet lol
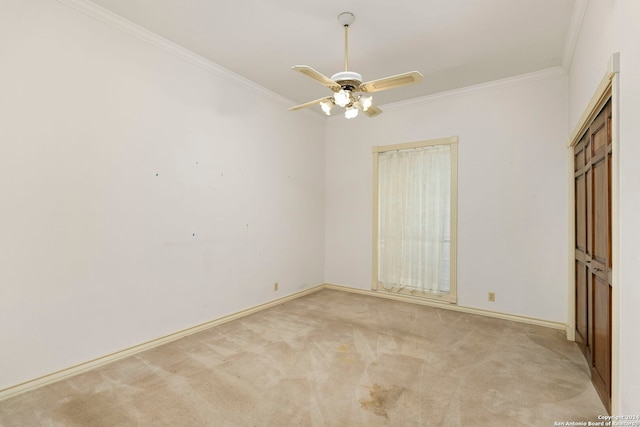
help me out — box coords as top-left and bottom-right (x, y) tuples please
(0, 289), (606, 426)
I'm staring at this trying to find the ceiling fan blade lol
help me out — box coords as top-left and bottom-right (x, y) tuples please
(359, 71), (424, 93)
(292, 66), (342, 92)
(354, 100), (383, 117)
(363, 105), (382, 117)
(287, 96), (333, 111)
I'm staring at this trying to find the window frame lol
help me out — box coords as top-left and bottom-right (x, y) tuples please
(372, 136), (459, 304)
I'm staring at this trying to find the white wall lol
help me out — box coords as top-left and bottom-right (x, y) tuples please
(568, 0), (640, 414)
(617, 0), (640, 412)
(325, 71), (569, 323)
(567, 0), (619, 126)
(0, 0), (325, 390)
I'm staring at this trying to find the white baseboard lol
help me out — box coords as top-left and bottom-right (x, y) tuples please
(0, 285), (324, 402)
(323, 283), (567, 330)
(1, 282), (566, 401)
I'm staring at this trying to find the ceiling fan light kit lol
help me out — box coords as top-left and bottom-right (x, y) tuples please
(288, 12), (423, 119)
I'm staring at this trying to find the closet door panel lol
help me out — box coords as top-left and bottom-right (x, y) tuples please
(574, 98), (612, 413)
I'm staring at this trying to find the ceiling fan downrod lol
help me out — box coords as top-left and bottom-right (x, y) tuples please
(338, 12), (355, 72)
(344, 24), (349, 71)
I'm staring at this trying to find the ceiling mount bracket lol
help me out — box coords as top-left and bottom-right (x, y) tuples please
(337, 12), (355, 27)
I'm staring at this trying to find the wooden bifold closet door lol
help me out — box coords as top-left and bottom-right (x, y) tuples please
(574, 99), (612, 413)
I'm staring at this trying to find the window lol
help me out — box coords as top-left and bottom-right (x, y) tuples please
(372, 136), (458, 303)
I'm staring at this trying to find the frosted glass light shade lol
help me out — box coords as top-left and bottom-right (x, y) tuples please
(345, 107), (358, 119)
(360, 96), (373, 111)
(334, 89), (351, 107)
(320, 101), (333, 116)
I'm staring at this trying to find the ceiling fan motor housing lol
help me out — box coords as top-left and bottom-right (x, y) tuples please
(330, 71), (363, 91)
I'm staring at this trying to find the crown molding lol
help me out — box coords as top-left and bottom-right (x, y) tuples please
(325, 66), (567, 120)
(562, 0), (589, 70)
(56, 0), (296, 108)
(380, 66), (567, 113)
(56, 0), (572, 120)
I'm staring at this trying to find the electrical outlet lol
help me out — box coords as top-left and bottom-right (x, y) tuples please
(274, 282), (278, 291)
(488, 292), (495, 302)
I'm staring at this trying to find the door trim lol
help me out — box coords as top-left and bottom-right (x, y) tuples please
(567, 52), (620, 414)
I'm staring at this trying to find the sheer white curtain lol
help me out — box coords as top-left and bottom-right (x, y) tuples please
(378, 144), (451, 294)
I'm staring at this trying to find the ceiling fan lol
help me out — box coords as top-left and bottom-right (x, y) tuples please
(288, 12), (424, 119)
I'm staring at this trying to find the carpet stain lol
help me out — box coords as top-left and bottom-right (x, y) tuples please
(359, 383), (405, 418)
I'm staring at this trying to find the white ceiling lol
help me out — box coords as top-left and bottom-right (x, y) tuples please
(87, 0), (578, 110)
